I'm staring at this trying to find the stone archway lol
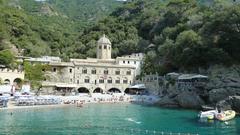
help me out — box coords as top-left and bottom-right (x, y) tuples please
(78, 87), (90, 93)
(108, 88), (121, 93)
(13, 78), (23, 90)
(124, 88), (130, 94)
(93, 87), (103, 93)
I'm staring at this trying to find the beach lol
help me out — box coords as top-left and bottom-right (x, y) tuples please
(0, 93), (160, 110)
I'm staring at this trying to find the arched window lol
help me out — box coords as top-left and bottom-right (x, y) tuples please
(82, 68), (87, 74)
(84, 76), (90, 83)
(123, 77), (128, 84)
(115, 77), (120, 84)
(107, 77), (112, 84)
(91, 68), (96, 74)
(4, 79), (10, 85)
(99, 77), (104, 83)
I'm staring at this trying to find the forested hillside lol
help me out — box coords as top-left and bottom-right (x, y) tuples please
(79, 0), (240, 74)
(0, 0), (240, 75)
(0, 0), (123, 67)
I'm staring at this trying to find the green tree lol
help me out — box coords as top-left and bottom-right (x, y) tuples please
(0, 50), (14, 67)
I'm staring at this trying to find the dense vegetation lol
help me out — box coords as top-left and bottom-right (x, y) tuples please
(0, 0), (240, 76)
(0, 0), (123, 63)
(80, 0), (240, 74)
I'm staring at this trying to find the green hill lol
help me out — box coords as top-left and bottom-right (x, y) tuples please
(0, 0), (123, 65)
(0, 0), (240, 74)
(78, 0), (240, 74)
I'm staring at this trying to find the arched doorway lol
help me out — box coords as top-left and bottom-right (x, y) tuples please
(78, 87), (90, 93)
(93, 87), (103, 93)
(4, 79), (10, 85)
(13, 78), (23, 90)
(124, 88), (130, 94)
(108, 88), (121, 93)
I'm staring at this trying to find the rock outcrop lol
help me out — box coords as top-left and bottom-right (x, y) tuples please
(176, 92), (204, 109)
(157, 65), (240, 112)
(207, 65), (240, 104)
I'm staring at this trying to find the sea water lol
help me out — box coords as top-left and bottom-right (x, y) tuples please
(0, 104), (239, 135)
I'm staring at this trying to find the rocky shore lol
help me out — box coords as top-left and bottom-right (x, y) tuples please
(156, 65), (240, 112)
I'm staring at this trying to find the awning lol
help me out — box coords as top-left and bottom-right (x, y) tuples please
(128, 84), (146, 89)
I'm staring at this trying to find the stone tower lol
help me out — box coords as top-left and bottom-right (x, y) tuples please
(97, 34), (112, 59)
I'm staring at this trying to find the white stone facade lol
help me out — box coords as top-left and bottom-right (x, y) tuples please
(42, 35), (144, 94)
(0, 68), (25, 85)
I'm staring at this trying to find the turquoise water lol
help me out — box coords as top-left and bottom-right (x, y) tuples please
(0, 104), (239, 135)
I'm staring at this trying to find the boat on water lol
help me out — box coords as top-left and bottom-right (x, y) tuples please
(216, 110), (236, 121)
(198, 110), (217, 120)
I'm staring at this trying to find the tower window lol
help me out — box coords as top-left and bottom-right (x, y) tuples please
(128, 61), (130, 64)
(53, 68), (56, 72)
(69, 68), (72, 73)
(104, 45), (107, 49)
(123, 61), (125, 64)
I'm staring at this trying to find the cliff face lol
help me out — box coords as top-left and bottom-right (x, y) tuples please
(156, 65), (240, 112)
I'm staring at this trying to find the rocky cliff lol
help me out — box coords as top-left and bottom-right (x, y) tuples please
(156, 65), (240, 112)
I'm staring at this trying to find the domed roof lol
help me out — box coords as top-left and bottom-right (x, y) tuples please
(97, 34), (111, 45)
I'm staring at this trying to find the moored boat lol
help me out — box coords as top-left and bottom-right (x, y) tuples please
(216, 110), (236, 121)
(198, 110), (217, 120)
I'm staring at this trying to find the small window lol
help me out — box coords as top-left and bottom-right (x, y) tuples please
(104, 70), (108, 74)
(42, 68), (45, 72)
(134, 61), (136, 64)
(82, 68), (87, 74)
(77, 80), (79, 84)
(128, 61), (130, 64)
(53, 68), (56, 72)
(123, 78), (128, 84)
(109, 46), (111, 50)
(104, 45), (107, 49)
(127, 71), (131, 75)
(92, 69), (96, 74)
(123, 61), (125, 64)
(69, 68), (72, 73)
(85, 78), (90, 83)
(115, 70), (120, 75)
(108, 78), (112, 83)
(70, 79), (73, 82)
(115, 78), (120, 84)
(99, 78), (104, 83)
(99, 46), (101, 49)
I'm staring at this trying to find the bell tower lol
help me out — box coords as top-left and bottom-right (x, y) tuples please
(97, 34), (112, 59)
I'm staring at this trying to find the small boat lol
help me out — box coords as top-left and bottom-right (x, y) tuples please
(216, 110), (236, 121)
(198, 110), (217, 120)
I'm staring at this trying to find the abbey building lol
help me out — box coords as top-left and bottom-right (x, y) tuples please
(41, 35), (144, 95)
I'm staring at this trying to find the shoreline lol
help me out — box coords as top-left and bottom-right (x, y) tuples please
(0, 94), (160, 111)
